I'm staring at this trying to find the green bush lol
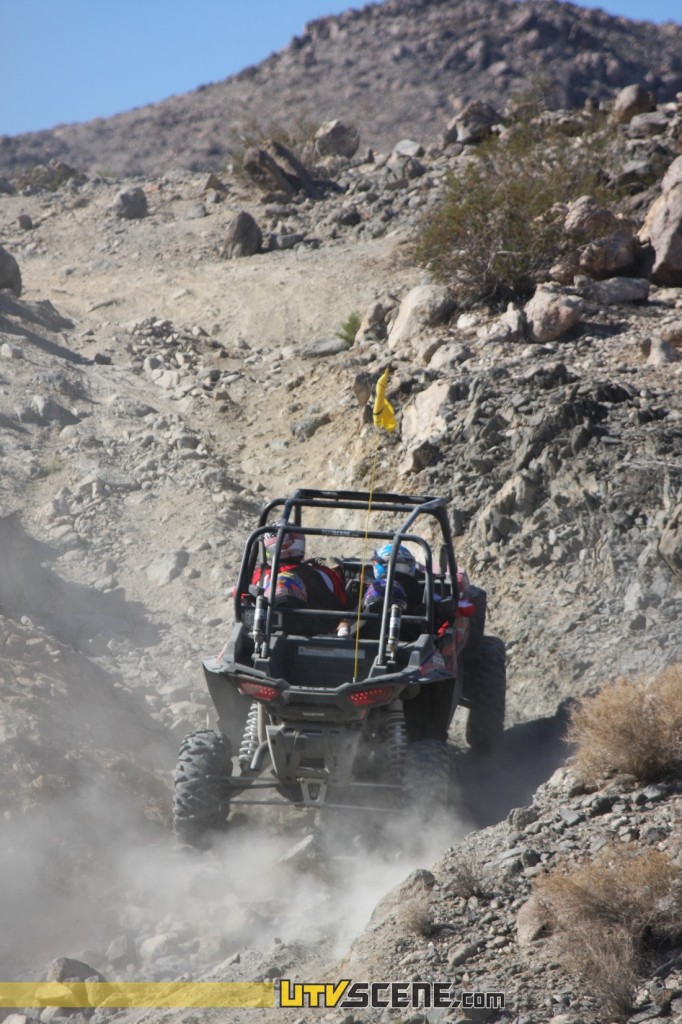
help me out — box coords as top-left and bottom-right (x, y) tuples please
(416, 114), (623, 308)
(335, 310), (362, 346)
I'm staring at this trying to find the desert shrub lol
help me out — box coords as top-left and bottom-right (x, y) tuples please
(447, 851), (487, 898)
(335, 310), (361, 346)
(400, 895), (433, 937)
(567, 665), (682, 784)
(536, 846), (681, 1021)
(416, 114), (623, 308)
(13, 161), (85, 193)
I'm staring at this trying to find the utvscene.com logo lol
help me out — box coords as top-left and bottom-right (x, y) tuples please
(278, 979), (505, 1011)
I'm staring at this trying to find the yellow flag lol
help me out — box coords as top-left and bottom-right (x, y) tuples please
(373, 367), (396, 431)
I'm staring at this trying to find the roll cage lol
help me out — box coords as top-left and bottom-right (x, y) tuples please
(233, 489), (459, 667)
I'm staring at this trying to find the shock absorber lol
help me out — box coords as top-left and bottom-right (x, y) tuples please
(384, 705), (407, 783)
(238, 702), (260, 773)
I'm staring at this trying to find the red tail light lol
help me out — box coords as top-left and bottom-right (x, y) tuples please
(347, 686), (395, 707)
(237, 679), (279, 702)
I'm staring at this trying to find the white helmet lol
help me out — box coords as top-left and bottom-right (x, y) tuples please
(263, 522), (306, 562)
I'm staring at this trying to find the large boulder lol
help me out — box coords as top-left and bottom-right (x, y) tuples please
(112, 187), (147, 220)
(579, 224), (639, 279)
(524, 287), (582, 343)
(563, 196), (619, 238)
(401, 380), (451, 446)
(609, 84), (656, 125)
(221, 211), (262, 258)
(638, 156), (682, 286)
(443, 101), (500, 146)
(0, 245), (21, 296)
(314, 119), (360, 159)
(387, 285), (454, 351)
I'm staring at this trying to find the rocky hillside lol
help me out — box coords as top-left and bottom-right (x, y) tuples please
(0, 69), (680, 1024)
(2, 0), (682, 178)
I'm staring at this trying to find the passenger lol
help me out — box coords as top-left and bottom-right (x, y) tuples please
(254, 523), (345, 634)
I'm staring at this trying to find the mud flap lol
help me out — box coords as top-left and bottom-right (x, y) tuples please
(202, 657), (251, 751)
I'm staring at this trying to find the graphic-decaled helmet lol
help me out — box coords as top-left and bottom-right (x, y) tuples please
(264, 522), (306, 562)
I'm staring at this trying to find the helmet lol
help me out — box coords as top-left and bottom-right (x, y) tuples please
(372, 543), (416, 579)
(363, 578), (407, 611)
(264, 522), (306, 562)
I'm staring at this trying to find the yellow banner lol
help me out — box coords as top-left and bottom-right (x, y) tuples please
(0, 982), (274, 1009)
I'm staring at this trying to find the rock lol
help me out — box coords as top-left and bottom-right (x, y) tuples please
(270, 232), (304, 250)
(428, 341), (470, 369)
(638, 155), (682, 286)
(386, 151), (425, 182)
(314, 119), (360, 159)
(448, 941), (479, 966)
(302, 336), (350, 357)
(105, 934), (136, 967)
(516, 895), (552, 947)
(0, 245), (22, 296)
(480, 303), (526, 344)
(146, 550), (190, 586)
(610, 84), (656, 125)
(563, 195), (619, 238)
(579, 224), (638, 278)
(393, 139), (424, 158)
(221, 211), (262, 258)
(282, 833), (325, 868)
(524, 287), (582, 343)
(446, 100), (500, 145)
(139, 933), (176, 960)
(46, 957), (105, 983)
(290, 413), (331, 438)
(1, 342), (23, 359)
(355, 295), (398, 343)
(18, 213), (33, 230)
(659, 504), (682, 574)
(32, 395), (80, 426)
(112, 187), (147, 220)
(388, 285), (454, 350)
(581, 277), (649, 305)
(401, 380), (451, 445)
(399, 440), (440, 475)
(627, 111), (670, 137)
(646, 336), (680, 365)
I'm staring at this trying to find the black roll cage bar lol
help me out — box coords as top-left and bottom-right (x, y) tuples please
(233, 489), (459, 663)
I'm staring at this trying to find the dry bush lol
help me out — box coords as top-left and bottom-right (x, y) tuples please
(447, 852), (487, 898)
(537, 846), (681, 1021)
(400, 895), (433, 937)
(567, 665), (682, 784)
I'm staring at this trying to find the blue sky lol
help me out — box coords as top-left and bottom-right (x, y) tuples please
(2, 0), (680, 137)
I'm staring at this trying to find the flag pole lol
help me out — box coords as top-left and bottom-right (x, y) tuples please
(353, 368), (396, 681)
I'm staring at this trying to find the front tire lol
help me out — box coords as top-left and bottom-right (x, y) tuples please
(464, 635), (506, 755)
(173, 729), (233, 847)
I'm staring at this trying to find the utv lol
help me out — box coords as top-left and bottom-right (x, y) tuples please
(173, 489), (505, 846)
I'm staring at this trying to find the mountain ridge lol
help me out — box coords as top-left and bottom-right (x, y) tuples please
(2, 0), (682, 178)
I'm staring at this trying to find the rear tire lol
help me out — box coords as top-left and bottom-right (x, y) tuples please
(173, 729), (233, 847)
(464, 635), (506, 755)
(403, 739), (450, 812)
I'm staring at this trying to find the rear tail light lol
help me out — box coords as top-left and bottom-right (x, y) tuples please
(457, 600), (476, 617)
(237, 679), (279, 702)
(347, 686), (395, 707)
